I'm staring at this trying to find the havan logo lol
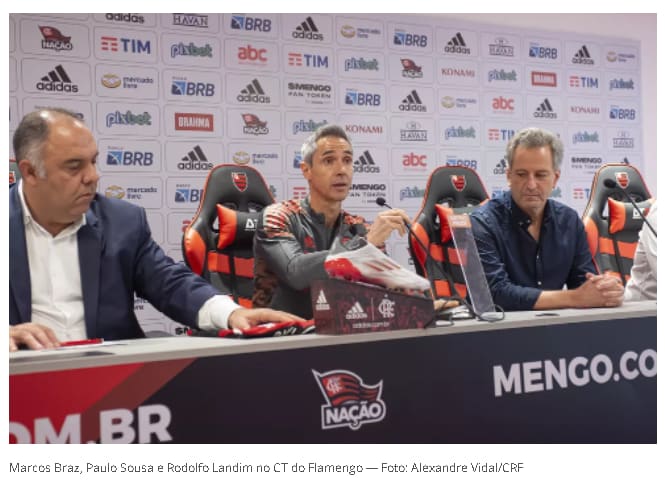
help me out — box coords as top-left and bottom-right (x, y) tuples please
(312, 369), (386, 430)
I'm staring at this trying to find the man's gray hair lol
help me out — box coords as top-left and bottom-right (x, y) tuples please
(505, 127), (564, 172)
(13, 107), (82, 178)
(300, 124), (351, 165)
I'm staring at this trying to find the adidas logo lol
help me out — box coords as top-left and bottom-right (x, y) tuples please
(398, 90), (426, 112)
(353, 151), (379, 174)
(572, 45), (594, 65)
(315, 290), (330, 311)
(178, 145), (212, 171)
(533, 98), (557, 119)
(237, 79), (270, 104)
(345, 301), (368, 320)
(444, 32), (470, 54)
(293, 16), (323, 41)
(493, 158), (507, 175)
(36, 64), (78, 93)
(181, 145), (208, 163)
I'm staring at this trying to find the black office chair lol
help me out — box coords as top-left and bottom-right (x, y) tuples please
(182, 164), (275, 308)
(409, 165), (489, 299)
(582, 162), (653, 284)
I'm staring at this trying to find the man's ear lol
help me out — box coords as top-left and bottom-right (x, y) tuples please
(300, 161), (311, 182)
(18, 160), (38, 185)
(553, 170), (561, 187)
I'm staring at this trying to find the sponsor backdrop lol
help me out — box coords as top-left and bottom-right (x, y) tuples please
(9, 13), (643, 333)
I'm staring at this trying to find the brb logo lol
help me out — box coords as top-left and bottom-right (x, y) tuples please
(393, 29), (427, 47)
(312, 370), (386, 430)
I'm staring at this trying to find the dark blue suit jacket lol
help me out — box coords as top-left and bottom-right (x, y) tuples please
(9, 185), (220, 340)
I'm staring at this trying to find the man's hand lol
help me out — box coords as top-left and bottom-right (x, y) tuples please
(366, 208), (411, 247)
(227, 308), (305, 331)
(573, 272), (625, 308)
(9, 323), (60, 352)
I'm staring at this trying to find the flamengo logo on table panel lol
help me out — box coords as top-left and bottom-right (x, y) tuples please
(312, 370), (386, 431)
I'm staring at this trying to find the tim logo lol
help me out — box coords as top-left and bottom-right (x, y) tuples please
(100, 36), (151, 54)
(231, 15), (272, 32)
(292, 16), (323, 41)
(288, 52), (328, 68)
(615, 172), (629, 189)
(393, 29), (428, 47)
(312, 369), (386, 431)
(39, 25), (73, 51)
(232, 172), (248, 192)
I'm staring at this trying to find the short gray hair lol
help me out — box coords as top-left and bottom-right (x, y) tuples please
(505, 127), (564, 172)
(13, 107), (82, 177)
(300, 124), (351, 165)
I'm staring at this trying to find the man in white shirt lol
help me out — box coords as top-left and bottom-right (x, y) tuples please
(9, 108), (300, 351)
(624, 201), (657, 301)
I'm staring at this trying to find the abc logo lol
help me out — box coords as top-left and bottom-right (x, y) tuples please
(492, 97), (514, 110)
(238, 45), (267, 62)
(402, 153), (427, 167)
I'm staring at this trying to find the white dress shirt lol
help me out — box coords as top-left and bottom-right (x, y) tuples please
(624, 201), (657, 301)
(19, 181), (87, 341)
(18, 181), (242, 339)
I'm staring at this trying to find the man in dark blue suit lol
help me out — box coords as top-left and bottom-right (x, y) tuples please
(9, 108), (299, 351)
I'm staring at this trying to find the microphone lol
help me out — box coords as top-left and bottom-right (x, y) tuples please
(375, 197), (467, 307)
(603, 179), (657, 237)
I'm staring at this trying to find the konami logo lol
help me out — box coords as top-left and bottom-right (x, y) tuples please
(174, 113), (213, 131)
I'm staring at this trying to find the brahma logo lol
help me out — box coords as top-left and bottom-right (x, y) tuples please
(531, 71), (556, 87)
(312, 369), (386, 430)
(615, 172), (629, 189)
(242, 113), (269, 135)
(39, 25), (73, 52)
(232, 172), (248, 192)
(174, 113), (213, 132)
(451, 175), (466, 191)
